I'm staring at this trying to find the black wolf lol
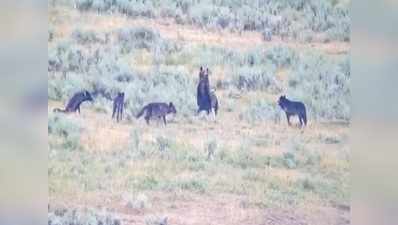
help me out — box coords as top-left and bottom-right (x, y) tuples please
(136, 102), (177, 125)
(112, 92), (124, 122)
(53, 90), (93, 113)
(197, 67), (213, 114)
(278, 95), (307, 127)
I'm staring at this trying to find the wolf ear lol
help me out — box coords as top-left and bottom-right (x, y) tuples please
(200, 66), (203, 71)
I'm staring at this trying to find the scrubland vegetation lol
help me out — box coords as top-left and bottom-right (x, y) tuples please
(48, 26), (349, 120)
(49, 0), (350, 224)
(52, 0), (350, 42)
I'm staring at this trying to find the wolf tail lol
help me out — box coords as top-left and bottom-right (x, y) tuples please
(136, 105), (148, 118)
(53, 108), (65, 113)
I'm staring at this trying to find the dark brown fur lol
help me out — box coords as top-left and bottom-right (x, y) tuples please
(53, 91), (93, 114)
(136, 102), (177, 125)
(112, 92), (125, 122)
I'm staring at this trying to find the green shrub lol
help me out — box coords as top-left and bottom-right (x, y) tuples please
(265, 135), (324, 170)
(118, 27), (160, 53)
(75, 0), (94, 11)
(91, 95), (111, 113)
(125, 193), (151, 210)
(48, 72), (88, 101)
(48, 207), (120, 225)
(48, 113), (82, 150)
(239, 100), (283, 124)
(282, 152), (298, 169)
(232, 66), (281, 93)
(162, 176), (207, 193)
(120, 67), (195, 119)
(287, 52), (350, 121)
(265, 46), (298, 69)
(72, 29), (107, 45)
(48, 41), (90, 73)
(69, 0), (350, 42)
(190, 3), (215, 28)
(156, 136), (172, 152)
(145, 215), (168, 225)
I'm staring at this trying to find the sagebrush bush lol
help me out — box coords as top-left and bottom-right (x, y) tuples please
(270, 141), (322, 171)
(48, 207), (120, 225)
(124, 193), (151, 210)
(72, 29), (108, 45)
(265, 46), (298, 69)
(145, 215), (168, 225)
(287, 52), (350, 121)
(48, 41), (91, 73)
(48, 113), (82, 150)
(48, 72), (88, 101)
(239, 100), (283, 124)
(70, 0), (350, 42)
(232, 66), (281, 93)
(48, 17), (349, 123)
(121, 67), (196, 119)
(118, 27), (160, 53)
(156, 136), (172, 152)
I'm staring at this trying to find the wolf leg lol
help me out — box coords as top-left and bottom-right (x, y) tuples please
(211, 108), (216, 122)
(120, 103), (124, 121)
(144, 110), (151, 125)
(286, 113), (291, 126)
(117, 105), (122, 122)
(163, 116), (167, 125)
(299, 115), (305, 128)
(112, 103), (117, 119)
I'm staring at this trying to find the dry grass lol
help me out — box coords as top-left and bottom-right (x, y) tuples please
(50, 190), (349, 225)
(49, 91), (349, 225)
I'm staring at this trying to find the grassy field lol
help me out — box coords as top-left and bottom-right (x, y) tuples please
(48, 1), (350, 225)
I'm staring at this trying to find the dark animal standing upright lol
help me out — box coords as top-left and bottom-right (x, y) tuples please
(53, 90), (93, 113)
(197, 66), (211, 114)
(112, 92), (125, 122)
(278, 95), (307, 127)
(197, 67), (218, 116)
(136, 102), (177, 125)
